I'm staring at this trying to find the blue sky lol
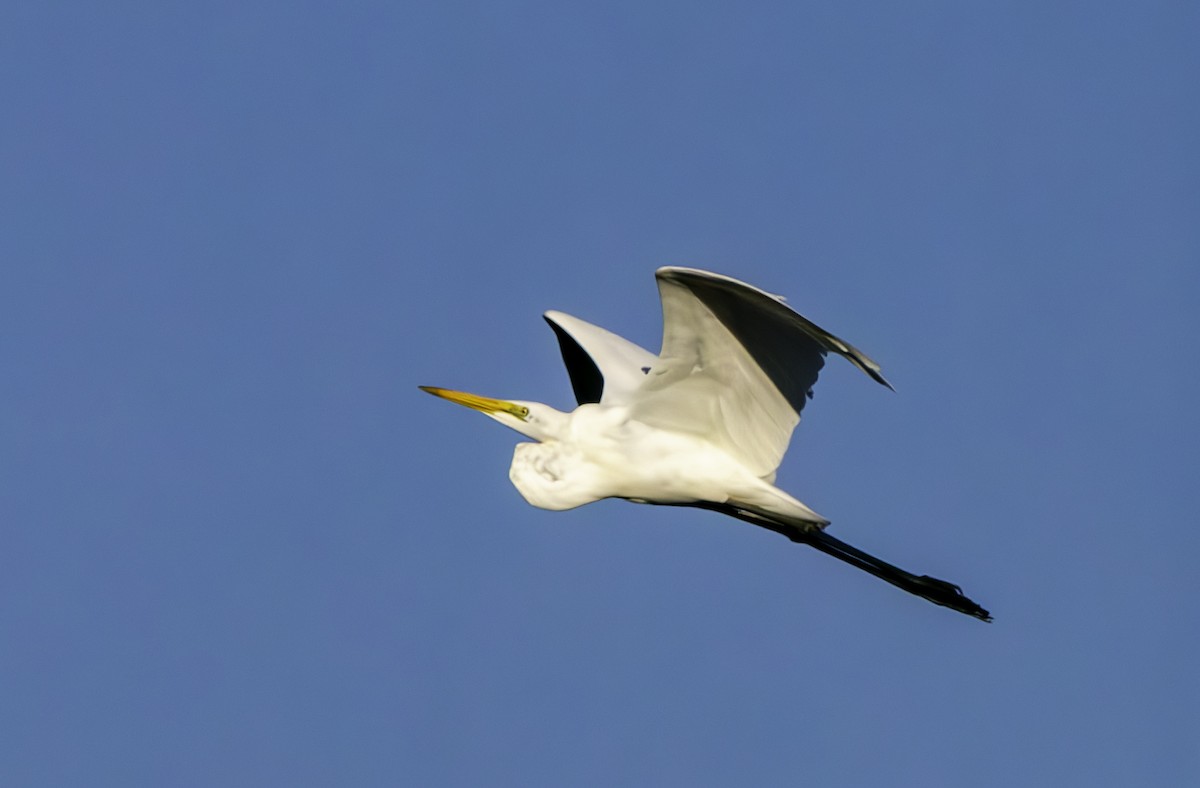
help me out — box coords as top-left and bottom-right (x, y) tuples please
(2, 2), (1198, 785)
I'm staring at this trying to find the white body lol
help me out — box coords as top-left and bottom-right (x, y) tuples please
(508, 402), (827, 527)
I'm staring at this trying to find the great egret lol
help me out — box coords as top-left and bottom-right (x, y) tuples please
(421, 267), (990, 621)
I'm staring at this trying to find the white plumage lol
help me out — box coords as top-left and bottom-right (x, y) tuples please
(421, 267), (990, 621)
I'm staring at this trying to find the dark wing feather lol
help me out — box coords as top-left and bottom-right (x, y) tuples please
(657, 268), (892, 415)
(544, 315), (604, 405)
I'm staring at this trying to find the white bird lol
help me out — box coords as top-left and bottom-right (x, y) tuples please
(421, 267), (990, 621)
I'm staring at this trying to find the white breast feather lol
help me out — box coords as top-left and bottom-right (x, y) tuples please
(509, 442), (603, 511)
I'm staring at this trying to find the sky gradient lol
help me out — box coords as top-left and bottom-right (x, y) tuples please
(2, 2), (1198, 786)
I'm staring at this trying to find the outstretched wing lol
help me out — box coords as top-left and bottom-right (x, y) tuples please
(629, 267), (892, 477)
(543, 310), (659, 406)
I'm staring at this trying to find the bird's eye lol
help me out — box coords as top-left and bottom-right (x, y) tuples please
(517, 406), (530, 420)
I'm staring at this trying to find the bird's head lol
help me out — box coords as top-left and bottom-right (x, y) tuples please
(419, 386), (565, 442)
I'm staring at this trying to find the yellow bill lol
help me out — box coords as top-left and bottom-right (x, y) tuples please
(419, 386), (530, 420)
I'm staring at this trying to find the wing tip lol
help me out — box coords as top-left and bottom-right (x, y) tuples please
(863, 362), (895, 392)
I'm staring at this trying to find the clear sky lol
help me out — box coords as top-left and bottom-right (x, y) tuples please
(2, 2), (1197, 786)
